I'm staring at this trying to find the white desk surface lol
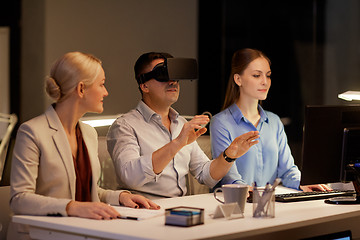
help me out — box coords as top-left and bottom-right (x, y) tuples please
(12, 191), (360, 240)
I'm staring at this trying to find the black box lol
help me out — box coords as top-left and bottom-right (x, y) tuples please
(165, 206), (204, 227)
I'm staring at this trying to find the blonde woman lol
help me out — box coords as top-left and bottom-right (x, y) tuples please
(9, 52), (158, 239)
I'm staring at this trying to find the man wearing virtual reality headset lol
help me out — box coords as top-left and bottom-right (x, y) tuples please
(107, 52), (259, 199)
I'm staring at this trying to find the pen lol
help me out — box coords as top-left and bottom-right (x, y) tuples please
(254, 178), (281, 217)
(254, 182), (270, 217)
(117, 216), (139, 220)
(253, 182), (260, 201)
(264, 182), (270, 190)
(265, 178), (281, 216)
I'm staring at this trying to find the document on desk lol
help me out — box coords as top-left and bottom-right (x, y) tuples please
(113, 206), (164, 220)
(275, 185), (301, 194)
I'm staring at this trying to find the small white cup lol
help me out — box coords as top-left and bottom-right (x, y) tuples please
(213, 184), (249, 213)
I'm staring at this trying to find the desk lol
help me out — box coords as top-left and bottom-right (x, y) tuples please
(12, 193), (360, 240)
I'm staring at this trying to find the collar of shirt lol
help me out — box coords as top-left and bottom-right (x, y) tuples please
(228, 103), (269, 125)
(136, 100), (180, 123)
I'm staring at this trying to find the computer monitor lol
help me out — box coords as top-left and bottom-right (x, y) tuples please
(341, 127), (360, 193)
(300, 105), (360, 185)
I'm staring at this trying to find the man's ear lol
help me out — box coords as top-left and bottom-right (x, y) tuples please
(77, 82), (85, 97)
(139, 83), (149, 93)
(234, 73), (242, 87)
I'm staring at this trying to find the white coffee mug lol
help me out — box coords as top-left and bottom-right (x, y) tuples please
(213, 184), (249, 213)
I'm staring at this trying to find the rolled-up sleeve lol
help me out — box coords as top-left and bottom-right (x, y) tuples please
(188, 142), (219, 188)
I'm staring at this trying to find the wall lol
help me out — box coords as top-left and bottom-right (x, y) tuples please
(0, 27), (9, 117)
(21, 0), (45, 123)
(21, 0), (198, 122)
(324, 0), (360, 104)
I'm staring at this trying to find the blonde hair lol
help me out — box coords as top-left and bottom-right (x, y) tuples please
(222, 48), (271, 110)
(45, 51), (102, 102)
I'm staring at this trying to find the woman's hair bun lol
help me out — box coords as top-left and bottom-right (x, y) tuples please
(45, 76), (61, 101)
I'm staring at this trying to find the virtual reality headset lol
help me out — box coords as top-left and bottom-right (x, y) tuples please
(138, 58), (198, 84)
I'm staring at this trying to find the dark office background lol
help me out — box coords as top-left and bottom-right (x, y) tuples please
(198, 0), (321, 166)
(0, 0), (21, 118)
(198, 0), (360, 166)
(1, 0), (360, 172)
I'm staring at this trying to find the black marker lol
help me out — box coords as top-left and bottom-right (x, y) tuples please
(117, 216), (139, 220)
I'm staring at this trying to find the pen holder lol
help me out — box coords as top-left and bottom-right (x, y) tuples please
(252, 187), (275, 218)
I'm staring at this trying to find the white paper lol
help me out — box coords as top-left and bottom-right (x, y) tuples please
(113, 206), (164, 220)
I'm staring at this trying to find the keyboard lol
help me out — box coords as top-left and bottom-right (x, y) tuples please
(275, 190), (356, 202)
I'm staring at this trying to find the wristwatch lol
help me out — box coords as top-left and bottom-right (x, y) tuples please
(223, 148), (236, 162)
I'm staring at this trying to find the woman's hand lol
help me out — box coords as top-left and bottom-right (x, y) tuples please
(225, 131), (260, 159)
(66, 201), (120, 220)
(300, 184), (332, 192)
(119, 192), (160, 209)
